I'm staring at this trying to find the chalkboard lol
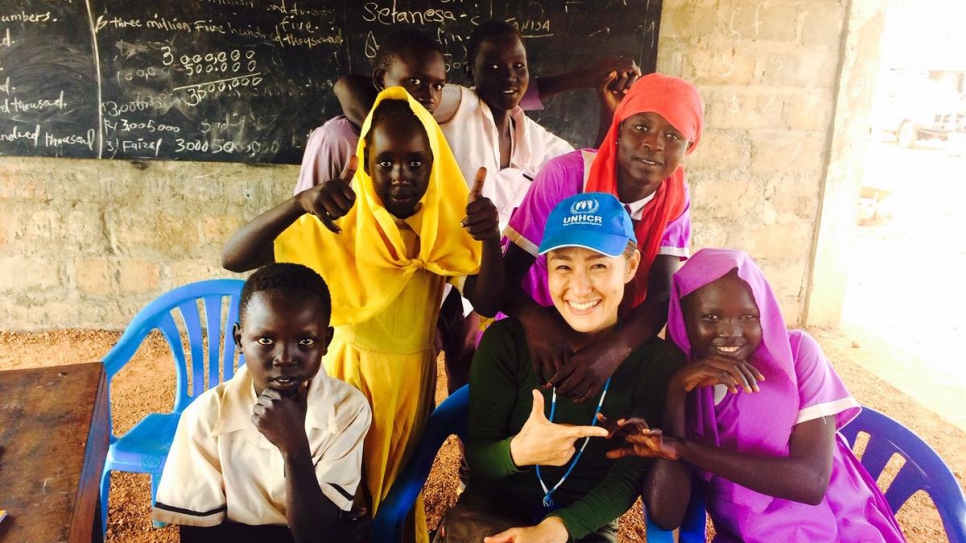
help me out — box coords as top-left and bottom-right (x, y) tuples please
(0, 0), (662, 163)
(0, 1), (100, 158)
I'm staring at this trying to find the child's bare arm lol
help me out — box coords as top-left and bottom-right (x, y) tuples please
(461, 168), (504, 317)
(220, 196), (304, 272)
(639, 361), (834, 507)
(672, 416), (837, 505)
(252, 388), (344, 542)
(221, 158), (357, 272)
(625, 357), (765, 529)
(532, 55), (640, 101)
(334, 75), (378, 127)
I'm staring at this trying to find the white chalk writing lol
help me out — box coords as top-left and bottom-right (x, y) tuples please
(362, 2), (456, 26)
(0, 91), (66, 114)
(0, 124), (40, 146)
(0, 11), (52, 23)
(45, 129), (97, 150)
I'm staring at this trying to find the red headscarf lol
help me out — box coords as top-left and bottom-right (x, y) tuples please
(585, 73), (704, 307)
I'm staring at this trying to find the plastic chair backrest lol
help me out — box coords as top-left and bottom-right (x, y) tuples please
(101, 278), (245, 439)
(372, 385), (469, 543)
(840, 406), (966, 543)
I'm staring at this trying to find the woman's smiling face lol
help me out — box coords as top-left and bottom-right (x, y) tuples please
(682, 269), (763, 362)
(547, 246), (639, 337)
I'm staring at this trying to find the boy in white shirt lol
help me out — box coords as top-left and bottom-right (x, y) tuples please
(152, 263), (372, 543)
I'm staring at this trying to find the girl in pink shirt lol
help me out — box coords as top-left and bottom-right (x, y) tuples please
(607, 248), (905, 543)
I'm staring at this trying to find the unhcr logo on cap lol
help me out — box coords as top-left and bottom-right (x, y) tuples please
(570, 198), (600, 215)
(564, 197), (604, 226)
(538, 192), (637, 256)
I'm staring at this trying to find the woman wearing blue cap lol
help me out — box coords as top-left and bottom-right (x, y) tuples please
(432, 193), (685, 543)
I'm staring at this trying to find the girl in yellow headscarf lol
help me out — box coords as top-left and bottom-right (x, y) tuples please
(222, 87), (504, 543)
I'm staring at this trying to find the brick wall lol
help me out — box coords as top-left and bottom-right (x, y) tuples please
(0, 0), (880, 330)
(658, 0), (853, 321)
(0, 158), (293, 329)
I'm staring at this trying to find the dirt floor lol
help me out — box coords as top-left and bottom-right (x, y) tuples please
(0, 325), (963, 543)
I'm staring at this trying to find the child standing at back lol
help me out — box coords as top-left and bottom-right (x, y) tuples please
(300, 27), (476, 401)
(221, 87), (503, 543)
(294, 28), (448, 194)
(152, 263), (372, 543)
(336, 20), (640, 229)
(605, 249), (906, 543)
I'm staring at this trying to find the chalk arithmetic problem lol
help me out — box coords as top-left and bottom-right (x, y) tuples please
(0, 0), (662, 164)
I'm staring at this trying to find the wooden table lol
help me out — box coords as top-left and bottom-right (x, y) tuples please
(0, 363), (109, 543)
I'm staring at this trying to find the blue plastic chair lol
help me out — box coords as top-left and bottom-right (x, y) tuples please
(645, 405), (966, 542)
(98, 279), (246, 535)
(372, 385), (470, 543)
(841, 406), (966, 543)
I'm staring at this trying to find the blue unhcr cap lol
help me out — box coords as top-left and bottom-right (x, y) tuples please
(538, 192), (637, 257)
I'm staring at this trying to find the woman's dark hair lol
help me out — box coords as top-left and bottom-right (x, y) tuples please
(466, 20), (524, 70)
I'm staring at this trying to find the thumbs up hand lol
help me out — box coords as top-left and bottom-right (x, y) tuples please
(297, 155), (358, 233)
(509, 390), (609, 468)
(461, 167), (500, 241)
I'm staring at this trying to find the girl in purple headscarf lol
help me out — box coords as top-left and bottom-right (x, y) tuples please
(604, 248), (905, 542)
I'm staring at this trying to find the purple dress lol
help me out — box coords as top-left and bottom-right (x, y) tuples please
(666, 249), (906, 543)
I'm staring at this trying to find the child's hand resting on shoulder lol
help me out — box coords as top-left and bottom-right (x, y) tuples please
(671, 355), (764, 396)
(599, 414), (679, 460)
(297, 155), (359, 233)
(461, 167), (500, 241)
(251, 387), (310, 454)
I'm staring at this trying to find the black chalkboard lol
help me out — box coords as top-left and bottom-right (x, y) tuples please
(0, 0), (662, 163)
(0, 1), (100, 158)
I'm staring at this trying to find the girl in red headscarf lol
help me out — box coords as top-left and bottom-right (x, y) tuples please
(502, 73), (705, 403)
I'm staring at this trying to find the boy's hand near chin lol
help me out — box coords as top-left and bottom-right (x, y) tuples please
(462, 167), (500, 241)
(251, 387), (310, 454)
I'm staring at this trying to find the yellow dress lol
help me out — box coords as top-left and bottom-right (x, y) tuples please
(275, 88), (480, 543)
(325, 223), (445, 543)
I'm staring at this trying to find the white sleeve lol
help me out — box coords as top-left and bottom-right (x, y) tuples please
(311, 386), (372, 511)
(152, 400), (227, 527)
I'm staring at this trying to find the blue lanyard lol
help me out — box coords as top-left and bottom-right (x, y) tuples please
(534, 377), (612, 508)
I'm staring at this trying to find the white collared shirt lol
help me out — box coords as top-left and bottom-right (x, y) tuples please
(435, 85), (574, 231)
(623, 192), (656, 221)
(152, 365), (371, 527)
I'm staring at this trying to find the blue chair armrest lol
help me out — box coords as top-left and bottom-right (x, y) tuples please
(372, 385), (470, 543)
